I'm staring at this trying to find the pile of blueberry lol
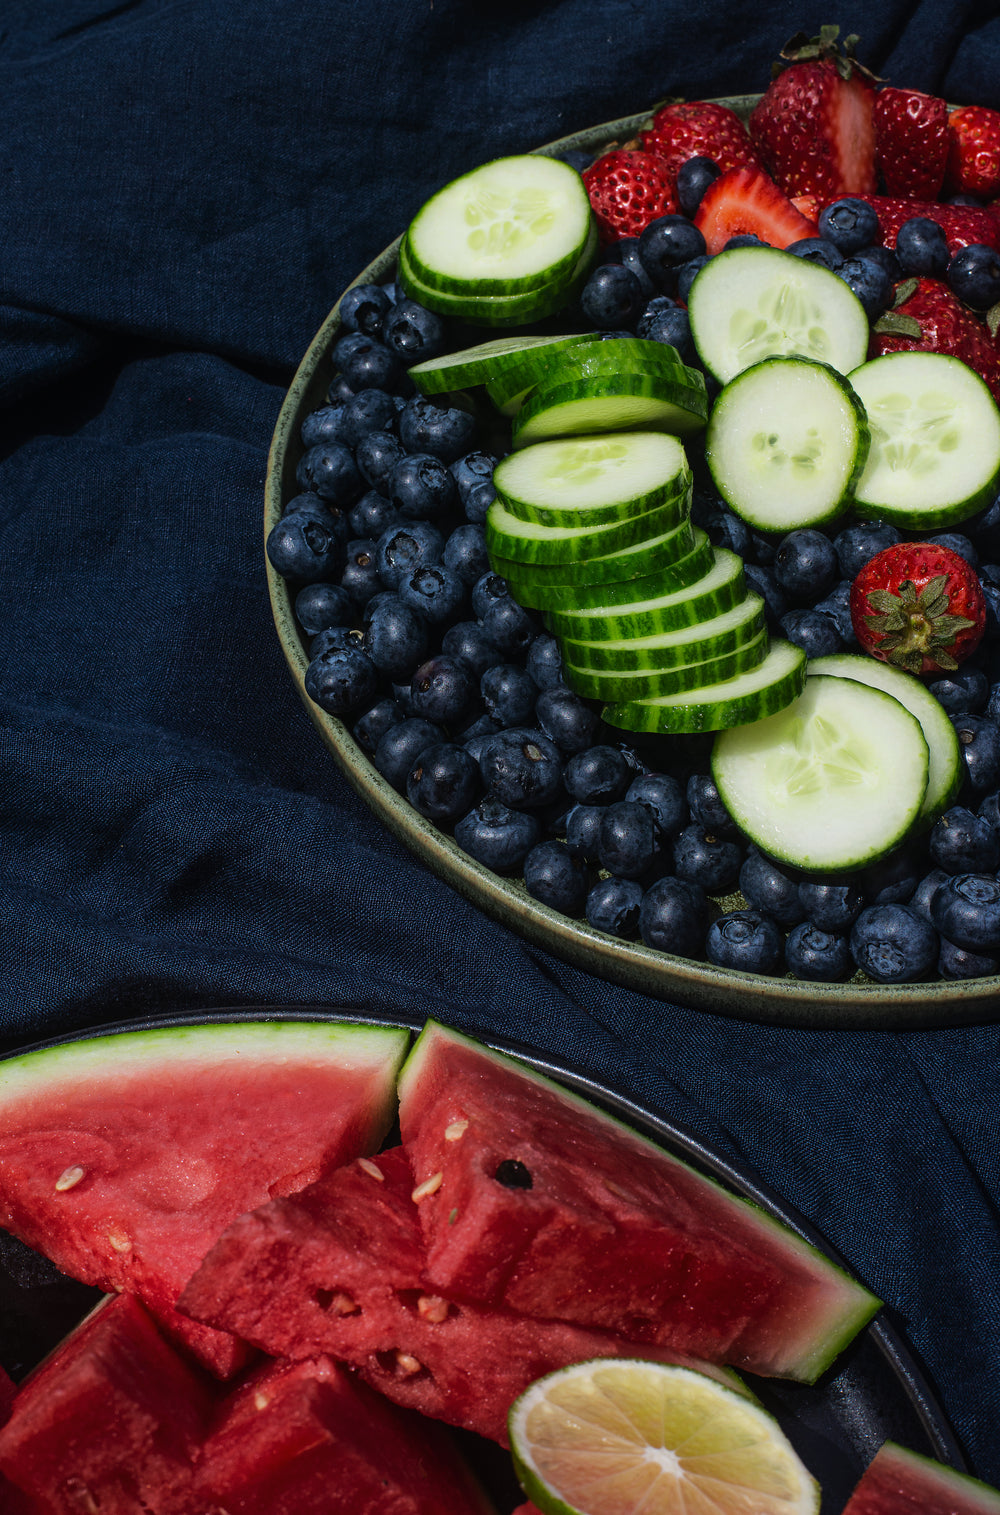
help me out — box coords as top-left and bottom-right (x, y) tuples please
(267, 203), (1000, 989)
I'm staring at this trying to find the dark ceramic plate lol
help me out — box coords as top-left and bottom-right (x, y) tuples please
(264, 100), (1000, 1031)
(0, 1008), (967, 1512)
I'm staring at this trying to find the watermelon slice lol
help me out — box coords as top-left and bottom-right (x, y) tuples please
(842, 1441), (1000, 1514)
(0, 1291), (216, 1512)
(189, 1354), (498, 1514)
(0, 1019), (409, 1375)
(179, 1145), (749, 1446)
(396, 1021), (881, 1383)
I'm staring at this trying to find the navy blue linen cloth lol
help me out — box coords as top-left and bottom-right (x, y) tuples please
(2, 0), (1000, 1484)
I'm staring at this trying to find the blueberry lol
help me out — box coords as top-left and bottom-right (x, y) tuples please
(454, 798), (540, 873)
(614, 238), (658, 300)
(706, 909), (783, 974)
(451, 452), (498, 523)
(798, 878), (864, 932)
(296, 442), (364, 506)
(785, 922), (853, 981)
(860, 846), (921, 905)
(349, 487), (402, 539)
(481, 664), (539, 728)
(742, 563), (788, 625)
(947, 242), (1000, 311)
(836, 256), (894, 318)
(787, 237), (844, 270)
(375, 521), (445, 589)
(301, 403), (345, 448)
(952, 712), (1000, 793)
(636, 303), (692, 358)
(479, 727), (565, 808)
(849, 903), (938, 983)
(938, 934), (1000, 979)
(535, 685), (601, 755)
(389, 453), (459, 522)
(676, 156), (721, 217)
(638, 215), (707, 290)
(355, 431), (407, 495)
(266, 507), (345, 583)
(565, 803), (604, 861)
(597, 800), (661, 880)
(930, 873), (1000, 953)
(817, 197), (880, 253)
(638, 876), (706, 957)
(779, 606), (843, 658)
(523, 840), (590, 915)
(442, 522), (490, 587)
(673, 824), (743, 894)
(398, 394), (477, 463)
(381, 297), (446, 363)
(310, 625), (365, 657)
(833, 521), (902, 580)
(338, 336), (404, 393)
(340, 538), (383, 607)
(894, 217), (950, 278)
(304, 645), (379, 717)
(565, 744), (632, 805)
(478, 596), (537, 660)
(686, 774), (738, 837)
(723, 234), (767, 250)
(339, 283), (392, 338)
(739, 851), (806, 927)
(928, 804), (1000, 874)
(352, 696), (404, 756)
(579, 263), (646, 328)
(337, 388), (399, 448)
(406, 742), (481, 823)
(978, 789), (1000, 829)
(372, 717), (445, 790)
(929, 665), (990, 716)
(675, 254), (712, 304)
(626, 772), (688, 838)
(526, 631), (567, 691)
(813, 579), (856, 645)
(855, 243), (902, 281)
(706, 508), (753, 560)
(774, 529), (838, 601)
(586, 876), (644, 937)
(440, 620), (503, 679)
(399, 563), (467, 625)
(908, 867), (950, 925)
(363, 595), (429, 680)
(471, 572), (512, 620)
(409, 654), (477, 725)
(927, 531), (978, 568)
(294, 581), (356, 637)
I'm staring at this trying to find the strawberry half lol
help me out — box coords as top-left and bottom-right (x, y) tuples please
(842, 194), (1000, 253)
(850, 542), (986, 675)
(945, 105), (1000, 200)
(748, 25), (877, 201)
(693, 164), (817, 255)
(873, 87), (950, 200)
(640, 101), (760, 187)
(582, 149), (677, 244)
(871, 276), (1000, 401)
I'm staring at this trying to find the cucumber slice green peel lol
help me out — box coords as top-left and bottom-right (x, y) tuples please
(486, 336), (688, 414)
(397, 222), (598, 326)
(407, 332), (602, 396)
(563, 629), (769, 701)
(603, 639), (807, 736)
(490, 522), (711, 606)
(711, 673), (930, 872)
(547, 548), (747, 645)
(688, 245), (870, 385)
(511, 367), (708, 447)
(554, 592), (766, 671)
(706, 357), (870, 532)
(493, 430), (690, 529)
(485, 489), (692, 566)
(848, 350), (1000, 529)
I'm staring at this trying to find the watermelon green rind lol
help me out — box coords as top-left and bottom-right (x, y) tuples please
(397, 1021), (881, 1385)
(844, 1441), (1000, 1514)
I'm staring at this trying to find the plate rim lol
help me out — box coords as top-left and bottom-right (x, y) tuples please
(264, 101), (1000, 1031)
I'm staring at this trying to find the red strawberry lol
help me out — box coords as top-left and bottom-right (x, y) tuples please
(945, 105), (1000, 200)
(850, 542), (986, 675)
(640, 101), (760, 186)
(693, 164), (817, 255)
(582, 150), (677, 244)
(748, 26), (877, 201)
(871, 277), (1000, 401)
(873, 87), (950, 199)
(841, 194), (1000, 253)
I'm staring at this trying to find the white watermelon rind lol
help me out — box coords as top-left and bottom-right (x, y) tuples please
(847, 1442), (1000, 1513)
(398, 1020), (882, 1384)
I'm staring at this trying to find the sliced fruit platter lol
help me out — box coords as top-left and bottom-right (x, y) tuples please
(0, 1010), (985, 1512)
(265, 28), (1000, 1026)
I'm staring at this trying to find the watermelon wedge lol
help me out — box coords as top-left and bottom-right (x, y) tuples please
(0, 1020), (409, 1375)
(179, 1144), (749, 1446)
(842, 1442), (1000, 1514)
(396, 1021), (881, 1383)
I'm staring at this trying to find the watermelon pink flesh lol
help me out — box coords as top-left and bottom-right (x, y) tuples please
(0, 1291), (217, 1513)
(188, 1354), (497, 1515)
(179, 1144), (746, 1447)
(0, 1021), (408, 1375)
(396, 1020), (881, 1383)
(842, 1441), (1000, 1514)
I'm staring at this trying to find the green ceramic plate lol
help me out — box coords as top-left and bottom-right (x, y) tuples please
(265, 99), (1000, 1030)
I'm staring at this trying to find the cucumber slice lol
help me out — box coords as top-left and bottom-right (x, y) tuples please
(555, 592), (765, 672)
(603, 639), (807, 735)
(847, 351), (1000, 528)
(705, 357), (870, 531)
(397, 223), (598, 326)
(407, 333), (602, 396)
(493, 431), (690, 529)
(492, 523), (712, 609)
(512, 367), (708, 447)
(405, 154), (594, 295)
(807, 652), (962, 823)
(564, 629), (769, 701)
(539, 529), (715, 608)
(688, 245), (870, 385)
(546, 548), (746, 642)
(486, 337), (687, 415)
(711, 673), (930, 871)
(485, 489), (690, 566)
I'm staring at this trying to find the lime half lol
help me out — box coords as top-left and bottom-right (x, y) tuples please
(509, 1360), (819, 1515)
